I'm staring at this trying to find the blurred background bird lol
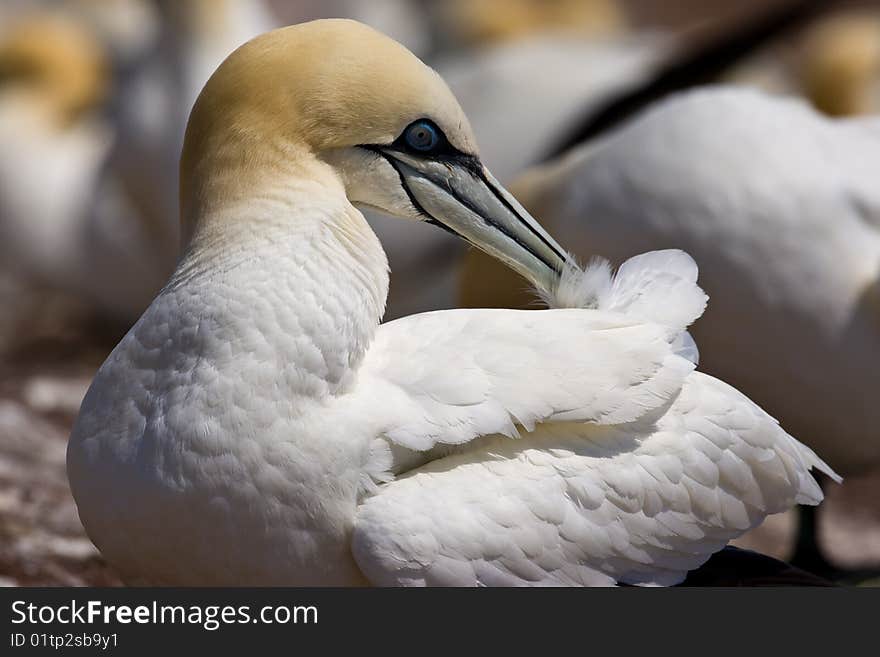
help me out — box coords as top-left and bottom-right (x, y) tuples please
(1, 0), (879, 586)
(0, 9), (122, 348)
(459, 87), (880, 577)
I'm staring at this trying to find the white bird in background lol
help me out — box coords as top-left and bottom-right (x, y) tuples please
(0, 1), (279, 324)
(104, 0), (279, 313)
(68, 21), (836, 586)
(460, 87), (880, 569)
(0, 11), (160, 321)
(722, 8), (880, 118)
(437, 34), (667, 184)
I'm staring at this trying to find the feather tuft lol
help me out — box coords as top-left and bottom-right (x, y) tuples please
(536, 256), (612, 310)
(538, 249), (709, 331)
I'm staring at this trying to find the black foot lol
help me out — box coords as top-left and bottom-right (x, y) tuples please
(679, 546), (833, 586)
(789, 502), (838, 578)
(790, 482), (880, 585)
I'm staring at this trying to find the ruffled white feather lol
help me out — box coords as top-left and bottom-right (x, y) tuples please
(537, 249), (708, 363)
(538, 249), (708, 326)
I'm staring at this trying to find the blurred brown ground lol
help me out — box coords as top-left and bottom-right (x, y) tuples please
(0, 295), (124, 585)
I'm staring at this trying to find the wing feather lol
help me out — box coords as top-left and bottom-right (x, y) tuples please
(349, 249), (834, 586)
(353, 373), (833, 586)
(356, 308), (695, 452)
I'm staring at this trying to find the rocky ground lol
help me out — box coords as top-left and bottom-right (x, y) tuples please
(1, 279), (878, 587)
(0, 278), (123, 586)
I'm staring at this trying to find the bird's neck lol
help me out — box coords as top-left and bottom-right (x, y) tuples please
(172, 175), (389, 398)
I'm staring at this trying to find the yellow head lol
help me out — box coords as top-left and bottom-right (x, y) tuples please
(801, 12), (880, 117)
(181, 19), (567, 292)
(0, 13), (108, 126)
(440, 0), (624, 46)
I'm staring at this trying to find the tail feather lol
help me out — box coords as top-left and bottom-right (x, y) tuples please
(796, 443), (843, 494)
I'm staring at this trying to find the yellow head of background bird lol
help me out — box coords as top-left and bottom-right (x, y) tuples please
(0, 12), (109, 127)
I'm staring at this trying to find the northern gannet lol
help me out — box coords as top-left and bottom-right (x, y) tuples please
(374, 1), (841, 321)
(68, 21), (836, 586)
(721, 9), (880, 118)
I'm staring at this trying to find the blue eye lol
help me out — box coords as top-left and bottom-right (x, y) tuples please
(404, 120), (439, 152)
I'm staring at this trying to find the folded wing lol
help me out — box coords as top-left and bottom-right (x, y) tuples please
(350, 250), (835, 586)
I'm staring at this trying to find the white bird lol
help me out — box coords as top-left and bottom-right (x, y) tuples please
(0, 2), (277, 323)
(0, 11), (165, 321)
(459, 87), (880, 569)
(68, 21), (836, 586)
(725, 8), (880, 118)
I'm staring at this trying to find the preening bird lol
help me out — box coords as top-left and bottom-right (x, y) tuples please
(373, 0), (843, 321)
(68, 21), (836, 586)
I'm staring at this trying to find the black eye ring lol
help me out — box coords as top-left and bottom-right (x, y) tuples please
(404, 120), (440, 152)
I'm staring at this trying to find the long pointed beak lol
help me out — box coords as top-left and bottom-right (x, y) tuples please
(373, 148), (569, 293)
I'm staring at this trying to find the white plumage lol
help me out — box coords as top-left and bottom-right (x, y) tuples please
(67, 21), (836, 587)
(68, 211), (834, 584)
(353, 251), (834, 586)
(0, 10), (165, 320)
(470, 87), (880, 476)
